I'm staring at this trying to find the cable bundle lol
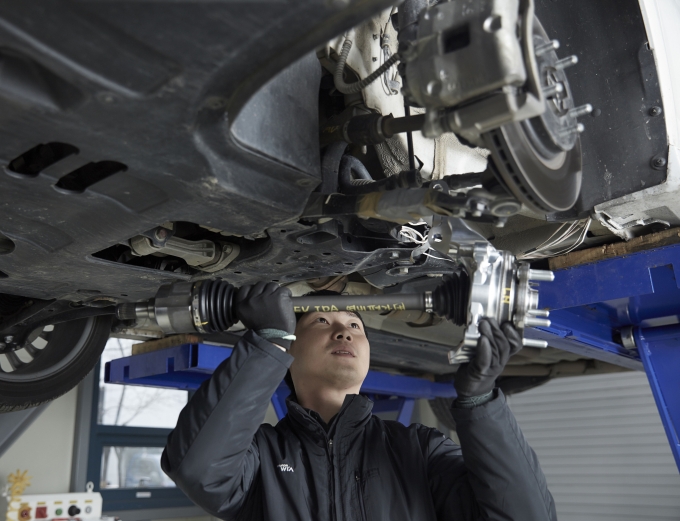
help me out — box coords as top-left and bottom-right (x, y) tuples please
(518, 218), (591, 260)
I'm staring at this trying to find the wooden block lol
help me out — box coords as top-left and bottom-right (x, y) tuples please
(549, 228), (680, 270)
(131, 334), (203, 355)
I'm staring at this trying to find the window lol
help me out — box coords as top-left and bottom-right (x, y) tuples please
(84, 339), (195, 512)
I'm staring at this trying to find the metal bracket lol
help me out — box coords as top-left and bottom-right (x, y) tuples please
(635, 325), (680, 471)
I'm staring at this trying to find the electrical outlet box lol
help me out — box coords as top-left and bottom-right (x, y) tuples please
(9, 492), (103, 521)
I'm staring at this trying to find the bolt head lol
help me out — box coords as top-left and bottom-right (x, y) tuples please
(399, 267), (409, 275)
(154, 228), (168, 240)
(652, 156), (667, 169)
(4, 335), (13, 343)
(649, 106), (662, 117)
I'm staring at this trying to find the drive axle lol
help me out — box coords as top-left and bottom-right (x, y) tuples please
(116, 259), (554, 364)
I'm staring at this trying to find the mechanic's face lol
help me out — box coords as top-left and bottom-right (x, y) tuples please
(289, 311), (370, 393)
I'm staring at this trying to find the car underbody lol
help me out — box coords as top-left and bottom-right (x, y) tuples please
(0, 0), (672, 411)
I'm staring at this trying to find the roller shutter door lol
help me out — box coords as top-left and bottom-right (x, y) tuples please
(508, 372), (680, 521)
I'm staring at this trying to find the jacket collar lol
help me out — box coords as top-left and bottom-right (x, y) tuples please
(286, 393), (373, 438)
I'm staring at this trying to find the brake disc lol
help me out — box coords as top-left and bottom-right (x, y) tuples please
(484, 17), (587, 214)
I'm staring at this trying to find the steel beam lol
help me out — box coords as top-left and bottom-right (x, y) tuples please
(105, 343), (456, 425)
(635, 325), (680, 471)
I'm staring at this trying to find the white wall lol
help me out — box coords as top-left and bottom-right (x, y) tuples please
(0, 388), (78, 513)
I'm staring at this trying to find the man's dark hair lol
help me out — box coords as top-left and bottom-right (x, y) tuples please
(284, 289), (364, 397)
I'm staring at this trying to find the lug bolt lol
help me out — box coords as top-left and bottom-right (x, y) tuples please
(543, 82), (564, 97)
(568, 104), (593, 119)
(528, 308), (550, 317)
(535, 39), (560, 56)
(559, 123), (585, 136)
(554, 55), (579, 70)
(522, 338), (548, 348)
(524, 317), (552, 328)
(528, 269), (555, 282)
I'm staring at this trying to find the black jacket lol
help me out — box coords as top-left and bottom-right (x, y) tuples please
(161, 331), (557, 521)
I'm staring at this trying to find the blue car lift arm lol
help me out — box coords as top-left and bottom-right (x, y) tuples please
(106, 241), (680, 471)
(536, 241), (680, 471)
(105, 342), (457, 427)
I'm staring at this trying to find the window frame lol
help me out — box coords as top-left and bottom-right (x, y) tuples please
(73, 360), (198, 514)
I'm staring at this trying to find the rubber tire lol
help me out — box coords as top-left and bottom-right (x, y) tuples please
(0, 316), (112, 412)
(429, 376), (553, 431)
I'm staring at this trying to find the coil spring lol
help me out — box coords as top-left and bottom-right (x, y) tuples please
(432, 268), (470, 326)
(196, 279), (238, 333)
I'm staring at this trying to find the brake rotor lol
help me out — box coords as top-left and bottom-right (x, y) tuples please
(484, 17), (584, 214)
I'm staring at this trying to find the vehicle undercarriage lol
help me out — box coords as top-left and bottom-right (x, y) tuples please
(0, 0), (669, 414)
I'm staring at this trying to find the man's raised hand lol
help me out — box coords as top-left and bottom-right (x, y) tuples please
(234, 282), (296, 349)
(454, 318), (523, 399)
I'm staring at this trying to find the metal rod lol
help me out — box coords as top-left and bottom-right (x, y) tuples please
(528, 269), (555, 282)
(404, 103), (416, 171)
(542, 82), (564, 98)
(555, 55), (578, 70)
(524, 316), (552, 328)
(382, 114), (426, 136)
(568, 103), (593, 119)
(522, 338), (549, 348)
(292, 293), (426, 314)
(535, 39), (560, 56)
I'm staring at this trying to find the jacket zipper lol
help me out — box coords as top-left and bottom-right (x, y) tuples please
(355, 473), (368, 521)
(328, 438), (336, 521)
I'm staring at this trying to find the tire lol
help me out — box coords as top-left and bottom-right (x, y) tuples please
(0, 315), (112, 412)
(429, 376), (553, 431)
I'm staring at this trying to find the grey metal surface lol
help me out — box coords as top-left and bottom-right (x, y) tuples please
(406, 0), (526, 109)
(0, 401), (49, 458)
(103, 506), (207, 521)
(509, 372), (680, 520)
(70, 369), (94, 493)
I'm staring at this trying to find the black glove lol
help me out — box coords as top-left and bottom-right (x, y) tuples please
(454, 318), (523, 399)
(234, 282), (296, 349)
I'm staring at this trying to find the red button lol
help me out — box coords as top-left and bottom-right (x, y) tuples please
(35, 507), (47, 519)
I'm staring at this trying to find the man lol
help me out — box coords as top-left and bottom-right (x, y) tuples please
(161, 282), (557, 520)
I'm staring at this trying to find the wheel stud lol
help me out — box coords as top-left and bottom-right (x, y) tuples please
(555, 55), (579, 70)
(536, 39), (560, 56)
(568, 104), (593, 119)
(559, 122), (585, 136)
(543, 82), (564, 98)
